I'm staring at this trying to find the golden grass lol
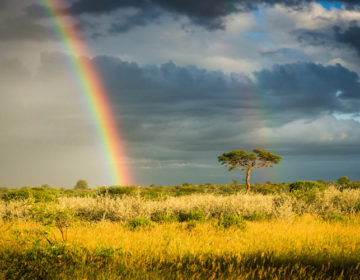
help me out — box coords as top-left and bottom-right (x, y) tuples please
(1, 215), (360, 279)
(2, 215), (360, 255)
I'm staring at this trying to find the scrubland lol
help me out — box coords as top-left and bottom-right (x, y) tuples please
(0, 183), (360, 279)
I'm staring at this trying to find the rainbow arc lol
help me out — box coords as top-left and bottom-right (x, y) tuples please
(43, 0), (133, 185)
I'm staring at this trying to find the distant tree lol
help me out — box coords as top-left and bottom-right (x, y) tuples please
(218, 149), (282, 194)
(337, 176), (350, 185)
(74, 179), (89, 190)
(231, 179), (238, 186)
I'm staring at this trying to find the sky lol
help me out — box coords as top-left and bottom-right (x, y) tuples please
(1, 0), (360, 187)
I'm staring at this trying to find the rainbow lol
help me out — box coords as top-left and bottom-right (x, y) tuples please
(42, 0), (133, 185)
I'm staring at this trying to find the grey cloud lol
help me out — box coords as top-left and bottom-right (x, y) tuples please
(86, 57), (360, 158)
(260, 48), (312, 63)
(3, 54), (359, 156)
(2, 53), (360, 186)
(56, 1), (360, 32)
(297, 29), (334, 47)
(296, 23), (360, 58)
(254, 62), (360, 117)
(108, 6), (163, 34)
(0, 58), (30, 81)
(0, 1), (54, 41)
(0, 15), (53, 41)
(334, 25), (360, 55)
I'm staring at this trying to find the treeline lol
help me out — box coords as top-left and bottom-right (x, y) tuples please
(0, 178), (360, 202)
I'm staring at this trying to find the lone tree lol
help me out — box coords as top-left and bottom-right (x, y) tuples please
(218, 149), (282, 194)
(74, 179), (89, 190)
(337, 176), (350, 185)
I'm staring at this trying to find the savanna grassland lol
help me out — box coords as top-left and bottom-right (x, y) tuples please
(0, 181), (360, 279)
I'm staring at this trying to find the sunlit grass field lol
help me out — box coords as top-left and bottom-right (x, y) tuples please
(1, 184), (360, 279)
(1, 215), (360, 279)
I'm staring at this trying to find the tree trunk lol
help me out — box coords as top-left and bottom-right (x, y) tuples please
(245, 168), (251, 194)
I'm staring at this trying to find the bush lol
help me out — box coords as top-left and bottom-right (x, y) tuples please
(186, 220), (197, 231)
(99, 186), (138, 197)
(0, 187), (8, 193)
(218, 214), (247, 230)
(243, 212), (265, 221)
(337, 176), (350, 185)
(150, 212), (177, 223)
(1, 187), (31, 201)
(323, 214), (346, 223)
(289, 181), (325, 204)
(173, 185), (205, 196)
(140, 188), (167, 200)
(126, 218), (152, 231)
(178, 210), (204, 222)
(289, 181), (325, 192)
(74, 179), (89, 190)
(340, 182), (360, 190)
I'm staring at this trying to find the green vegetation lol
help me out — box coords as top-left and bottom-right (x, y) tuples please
(125, 218), (153, 231)
(74, 179), (89, 190)
(289, 180), (325, 192)
(217, 214), (247, 230)
(338, 176), (351, 185)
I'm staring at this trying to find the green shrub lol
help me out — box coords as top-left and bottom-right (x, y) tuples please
(340, 182), (360, 190)
(150, 212), (177, 223)
(355, 202), (360, 213)
(186, 220), (197, 231)
(99, 186), (137, 197)
(244, 212), (265, 221)
(289, 181), (325, 204)
(140, 188), (167, 200)
(1, 188), (31, 201)
(218, 214), (247, 230)
(323, 214), (346, 223)
(289, 181), (325, 192)
(178, 210), (204, 222)
(74, 179), (89, 190)
(126, 218), (152, 231)
(337, 176), (350, 185)
(173, 185), (205, 196)
(0, 187), (9, 193)
(218, 185), (241, 195)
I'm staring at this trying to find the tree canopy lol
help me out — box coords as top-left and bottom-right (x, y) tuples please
(74, 179), (89, 190)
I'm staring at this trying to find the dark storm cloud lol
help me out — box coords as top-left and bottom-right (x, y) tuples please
(297, 29), (334, 47)
(297, 24), (360, 57)
(61, 0), (360, 32)
(334, 25), (360, 55)
(254, 62), (360, 115)
(108, 6), (163, 33)
(94, 56), (360, 119)
(79, 56), (360, 158)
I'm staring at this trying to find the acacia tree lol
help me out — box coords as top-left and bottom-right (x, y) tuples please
(218, 149), (282, 194)
(74, 179), (89, 190)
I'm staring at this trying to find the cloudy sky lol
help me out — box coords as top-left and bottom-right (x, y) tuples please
(1, 0), (360, 187)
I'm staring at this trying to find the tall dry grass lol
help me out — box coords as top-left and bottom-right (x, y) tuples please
(0, 186), (359, 222)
